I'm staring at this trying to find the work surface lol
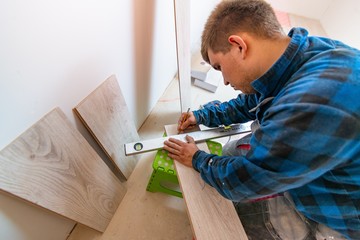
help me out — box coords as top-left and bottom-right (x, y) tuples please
(165, 124), (247, 240)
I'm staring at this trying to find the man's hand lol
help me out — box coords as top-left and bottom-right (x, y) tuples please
(163, 135), (199, 167)
(178, 111), (197, 133)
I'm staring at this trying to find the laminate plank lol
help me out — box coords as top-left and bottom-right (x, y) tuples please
(67, 224), (102, 240)
(0, 108), (126, 232)
(174, 0), (191, 112)
(165, 124), (248, 240)
(74, 75), (139, 180)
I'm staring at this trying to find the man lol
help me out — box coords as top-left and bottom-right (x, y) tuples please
(163, 0), (360, 239)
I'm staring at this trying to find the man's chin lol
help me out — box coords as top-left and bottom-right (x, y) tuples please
(239, 88), (256, 94)
(230, 85), (239, 91)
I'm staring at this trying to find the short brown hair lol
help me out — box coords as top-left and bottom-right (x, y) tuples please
(201, 0), (283, 63)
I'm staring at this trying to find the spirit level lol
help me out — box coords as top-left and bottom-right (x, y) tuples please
(124, 122), (252, 156)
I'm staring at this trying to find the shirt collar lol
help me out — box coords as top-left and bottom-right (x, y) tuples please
(251, 27), (309, 99)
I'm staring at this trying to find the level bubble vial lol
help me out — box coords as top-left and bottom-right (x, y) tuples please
(134, 142), (143, 151)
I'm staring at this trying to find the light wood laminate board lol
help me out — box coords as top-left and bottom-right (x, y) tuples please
(67, 224), (102, 240)
(174, 0), (191, 112)
(74, 75), (139, 180)
(0, 108), (126, 232)
(165, 124), (248, 240)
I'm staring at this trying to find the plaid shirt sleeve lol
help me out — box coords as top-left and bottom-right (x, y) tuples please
(191, 28), (360, 238)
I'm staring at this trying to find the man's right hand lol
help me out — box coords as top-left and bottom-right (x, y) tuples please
(177, 111), (197, 133)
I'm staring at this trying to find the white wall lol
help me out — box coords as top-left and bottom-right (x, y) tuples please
(266, 0), (332, 19)
(266, 0), (360, 49)
(0, 0), (220, 239)
(0, 1), (137, 238)
(190, 0), (220, 53)
(0, 0), (182, 151)
(320, 0), (360, 49)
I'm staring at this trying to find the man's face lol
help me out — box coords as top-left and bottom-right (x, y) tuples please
(208, 47), (256, 94)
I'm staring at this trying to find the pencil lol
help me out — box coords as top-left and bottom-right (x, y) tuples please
(183, 107), (190, 122)
(178, 107), (190, 134)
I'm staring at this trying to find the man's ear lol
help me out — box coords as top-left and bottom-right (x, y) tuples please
(228, 35), (247, 59)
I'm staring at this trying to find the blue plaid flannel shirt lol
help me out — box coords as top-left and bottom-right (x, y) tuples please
(192, 28), (360, 239)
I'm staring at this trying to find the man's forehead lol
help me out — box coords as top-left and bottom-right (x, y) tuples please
(207, 49), (217, 65)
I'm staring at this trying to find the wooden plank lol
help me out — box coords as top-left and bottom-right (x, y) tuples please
(165, 124), (248, 240)
(67, 224), (102, 240)
(74, 75), (139, 179)
(0, 108), (126, 232)
(174, 0), (191, 112)
(125, 123), (252, 156)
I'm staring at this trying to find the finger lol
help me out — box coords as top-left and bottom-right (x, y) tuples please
(167, 152), (179, 161)
(182, 119), (192, 129)
(168, 137), (186, 145)
(178, 112), (188, 126)
(163, 143), (180, 155)
(178, 119), (188, 131)
(186, 125), (196, 130)
(164, 139), (181, 151)
(178, 113), (185, 123)
(178, 112), (195, 131)
(178, 124), (184, 133)
(185, 135), (195, 143)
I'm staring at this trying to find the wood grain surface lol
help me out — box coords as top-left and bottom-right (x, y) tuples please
(74, 75), (139, 179)
(0, 108), (126, 232)
(165, 124), (248, 240)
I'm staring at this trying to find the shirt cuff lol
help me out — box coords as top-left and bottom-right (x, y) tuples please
(192, 110), (200, 124)
(192, 150), (211, 172)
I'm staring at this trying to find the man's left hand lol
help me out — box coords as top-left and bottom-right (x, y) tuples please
(163, 135), (199, 168)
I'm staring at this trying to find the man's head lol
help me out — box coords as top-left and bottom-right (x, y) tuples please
(201, 0), (286, 94)
(201, 0), (283, 62)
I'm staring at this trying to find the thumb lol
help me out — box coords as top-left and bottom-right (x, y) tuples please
(185, 135), (195, 143)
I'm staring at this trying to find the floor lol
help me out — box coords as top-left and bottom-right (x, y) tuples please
(67, 13), (327, 240)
